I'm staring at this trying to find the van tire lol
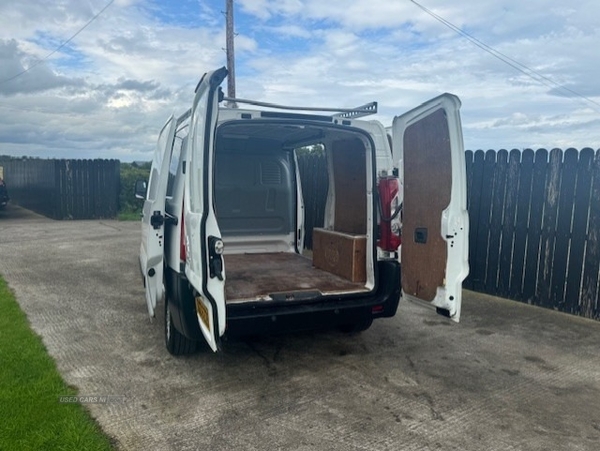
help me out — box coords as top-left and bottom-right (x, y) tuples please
(165, 294), (197, 356)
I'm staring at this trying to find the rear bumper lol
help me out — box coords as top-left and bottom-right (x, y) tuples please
(225, 260), (401, 336)
(165, 260), (401, 340)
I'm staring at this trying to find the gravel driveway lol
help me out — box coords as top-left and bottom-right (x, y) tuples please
(1, 205), (599, 451)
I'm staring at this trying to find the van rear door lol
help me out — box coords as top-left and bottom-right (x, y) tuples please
(183, 67), (228, 351)
(140, 115), (177, 317)
(392, 94), (469, 321)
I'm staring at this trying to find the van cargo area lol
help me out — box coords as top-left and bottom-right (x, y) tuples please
(214, 119), (376, 304)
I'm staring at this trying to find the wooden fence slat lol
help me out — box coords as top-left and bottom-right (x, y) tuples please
(315, 155), (327, 231)
(309, 155), (319, 248)
(580, 150), (600, 319)
(98, 160), (107, 218)
(299, 156), (312, 248)
(90, 160), (98, 219)
(498, 149), (521, 297)
(77, 160), (83, 219)
(78, 160), (85, 219)
(56, 160), (64, 219)
(110, 159), (120, 217)
(465, 150), (474, 209)
(471, 150), (496, 291)
(536, 148), (562, 307)
(70, 160), (77, 219)
(485, 149), (509, 294)
(83, 160), (90, 219)
(77, 160), (85, 219)
(66, 160), (73, 219)
(57, 160), (64, 218)
(297, 154), (329, 250)
(465, 150), (485, 290)
(551, 148), (578, 311)
(523, 149), (548, 303)
(510, 149), (535, 300)
(62, 160), (70, 219)
(565, 148), (594, 315)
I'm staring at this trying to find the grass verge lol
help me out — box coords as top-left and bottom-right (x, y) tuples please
(0, 277), (113, 450)
(117, 210), (141, 221)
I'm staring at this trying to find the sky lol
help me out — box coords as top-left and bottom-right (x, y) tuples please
(0, 0), (599, 161)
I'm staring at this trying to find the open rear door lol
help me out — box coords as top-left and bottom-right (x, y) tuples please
(393, 94), (469, 321)
(183, 67), (228, 351)
(140, 115), (177, 317)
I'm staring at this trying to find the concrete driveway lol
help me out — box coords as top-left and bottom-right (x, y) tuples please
(1, 204), (599, 451)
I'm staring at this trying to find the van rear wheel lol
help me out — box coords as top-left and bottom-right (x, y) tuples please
(165, 294), (197, 355)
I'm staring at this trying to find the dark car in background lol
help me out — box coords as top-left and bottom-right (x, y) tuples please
(0, 178), (9, 209)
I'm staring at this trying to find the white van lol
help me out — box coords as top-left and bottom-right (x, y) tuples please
(137, 67), (469, 354)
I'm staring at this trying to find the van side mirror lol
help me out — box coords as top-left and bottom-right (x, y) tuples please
(134, 180), (147, 200)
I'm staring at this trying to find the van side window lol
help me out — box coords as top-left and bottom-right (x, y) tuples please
(166, 136), (183, 197)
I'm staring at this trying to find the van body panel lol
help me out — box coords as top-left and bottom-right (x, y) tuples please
(183, 68), (228, 351)
(140, 115), (177, 317)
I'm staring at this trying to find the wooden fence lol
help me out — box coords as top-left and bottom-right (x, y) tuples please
(2, 151), (598, 318)
(297, 148), (600, 320)
(0, 158), (120, 219)
(466, 148), (599, 320)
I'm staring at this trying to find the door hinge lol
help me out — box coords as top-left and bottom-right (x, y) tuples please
(150, 211), (165, 229)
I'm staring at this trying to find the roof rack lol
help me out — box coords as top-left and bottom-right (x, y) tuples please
(222, 97), (377, 119)
(332, 101), (378, 119)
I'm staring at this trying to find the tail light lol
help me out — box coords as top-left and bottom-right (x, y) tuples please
(371, 304), (384, 314)
(377, 176), (402, 252)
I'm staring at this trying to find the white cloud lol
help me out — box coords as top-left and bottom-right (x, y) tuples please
(261, 24), (311, 39)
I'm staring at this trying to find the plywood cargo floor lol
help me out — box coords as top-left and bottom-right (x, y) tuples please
(224, 252), (367, 302)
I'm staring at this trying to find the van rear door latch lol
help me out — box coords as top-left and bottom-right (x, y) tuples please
(150, 211), (164, 229)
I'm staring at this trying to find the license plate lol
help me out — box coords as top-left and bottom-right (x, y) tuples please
(195, 296), (210, 329)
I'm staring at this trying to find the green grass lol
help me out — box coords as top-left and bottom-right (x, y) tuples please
(0, 277), (113, 451)
(117, 210), (142, 221)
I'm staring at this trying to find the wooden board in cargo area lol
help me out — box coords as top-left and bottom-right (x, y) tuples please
(402, 109), (451, 302)
(312, 228), (366, 283)
(331, 139), (367, 234)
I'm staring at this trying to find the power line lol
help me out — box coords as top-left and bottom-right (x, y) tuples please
(0, 0), (115, 86)
(409, 0), (600, 113)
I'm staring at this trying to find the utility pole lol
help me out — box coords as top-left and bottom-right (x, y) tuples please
(225, 0), (237, 108)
